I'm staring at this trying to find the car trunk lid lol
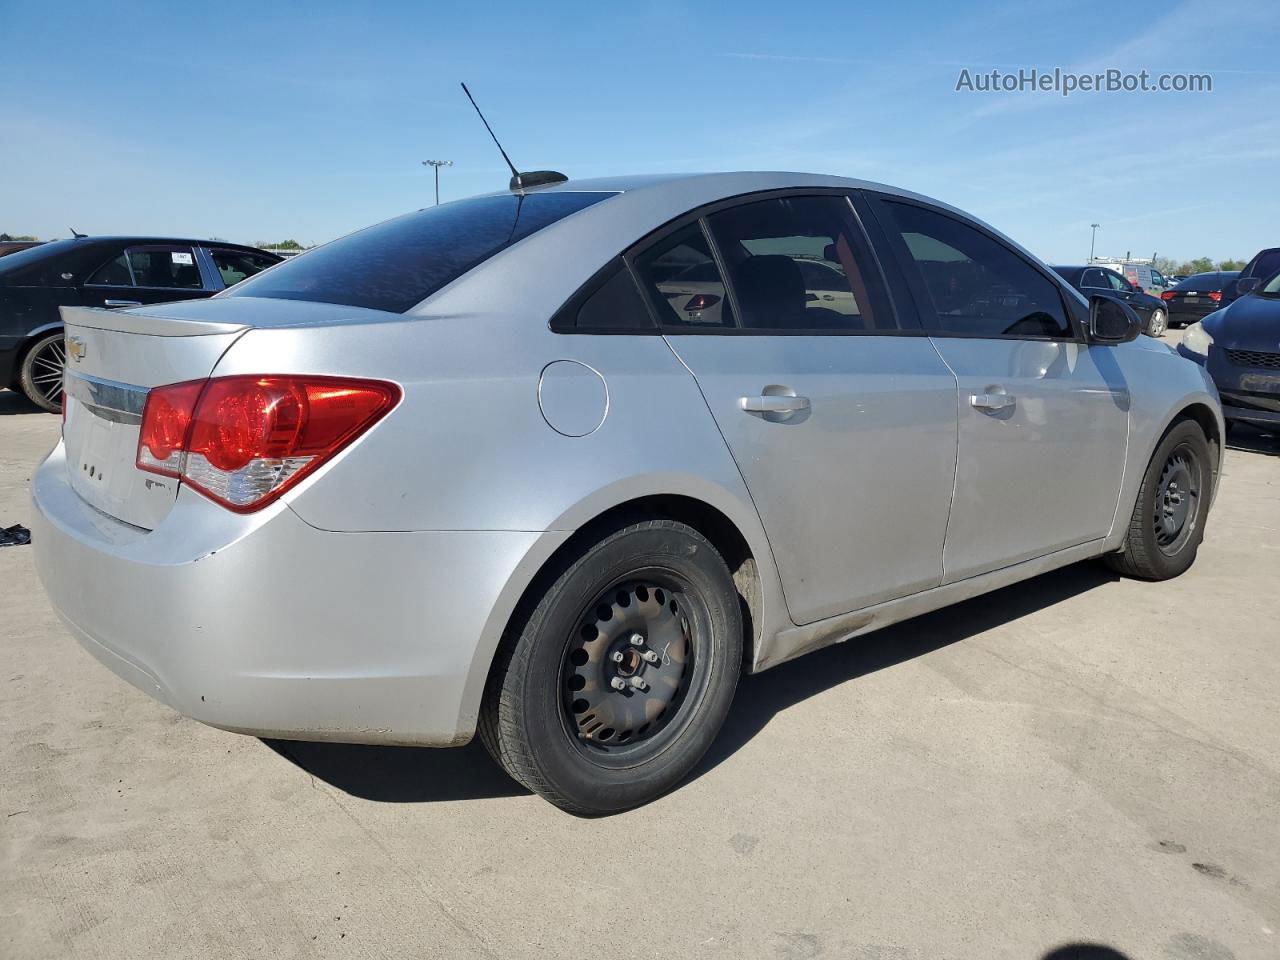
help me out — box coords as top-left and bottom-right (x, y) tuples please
(60, 305), (249, 529)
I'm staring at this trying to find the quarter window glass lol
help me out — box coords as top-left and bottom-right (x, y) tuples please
(707, 196), (891, 331)
(1081, 268), (1106, 288)
(883, 201), (1071, 338)
(87, 254), (133, 286)
(127, 246), (203, 289)
(632, 223), (735, 329)
(574, 262), (655, 330)
(210, 249), (277, 287)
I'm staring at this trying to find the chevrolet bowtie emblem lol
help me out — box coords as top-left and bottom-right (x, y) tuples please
(67, 337), (87, 362)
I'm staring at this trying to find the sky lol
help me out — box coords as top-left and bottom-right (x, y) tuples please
(2, 0), (1277, 264)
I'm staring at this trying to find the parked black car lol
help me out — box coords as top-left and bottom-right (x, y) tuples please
(1, 237), (280, 411)
(1160, 271), (1240, 329)
(1177, 270), (1280, 431)
(1051, 264), (1169, 336)
(1221, 247), (1280, 307)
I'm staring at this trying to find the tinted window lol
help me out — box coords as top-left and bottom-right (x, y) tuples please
(882, 201), (1070, 338)
(1247, 250), (1280, 281)
(1080, 268), (1107, 288)
(566, 261), (655, 331)
(127, 245), (203, 289)
(1175, 273), (1226, 290)
(210, 249), (278, 287)
(228, 192), (613, 313)
(87, 253), (133, 286)
(632, 223), (735, 329)
(705, 196), (891, 332)
(1103, 270), (1131, 292)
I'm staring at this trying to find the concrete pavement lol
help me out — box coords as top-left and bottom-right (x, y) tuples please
(2, 384), (1277, 960)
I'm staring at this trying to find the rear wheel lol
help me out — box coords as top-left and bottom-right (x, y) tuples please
(1147, 308), (1167, 337)
(479, 518), (742, 815)
(18, 331), (66, 413)
(1105, 420), (1212, 580)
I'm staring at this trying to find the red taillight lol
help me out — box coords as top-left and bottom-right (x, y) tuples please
(684, 294), (721, 312)
(136, 375), (400, 512)
(1209, 291), (1222, 302)
(1160, 290), (1176, 301)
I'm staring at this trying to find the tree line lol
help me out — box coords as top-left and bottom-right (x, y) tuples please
(1154, 255), (1248, 276)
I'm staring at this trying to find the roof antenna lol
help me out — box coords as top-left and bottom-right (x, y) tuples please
(460, 82), (567, 193)
(69, 227), (87, 238)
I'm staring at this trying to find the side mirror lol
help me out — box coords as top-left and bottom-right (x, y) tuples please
(1236, 276), (1261, 296)
(1088, 295), (1141, 343)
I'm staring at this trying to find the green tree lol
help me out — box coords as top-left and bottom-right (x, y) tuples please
(1218, 258), (1246, 271)
(255, 239), (304, 250)
(0, 232), (39, 241)
(1153, 256), (1179, 277)
(1181, 257), (1215, 275)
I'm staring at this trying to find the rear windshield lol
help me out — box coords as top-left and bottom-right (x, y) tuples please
(1174, 272), (1235, 290)
(0, 239), (77, 283)
(227, 191), (614, 313)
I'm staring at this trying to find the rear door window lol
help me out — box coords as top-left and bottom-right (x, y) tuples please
(127, 245), (204, 289)
(87, 253), (134, 286)
(1080, 268), (1107, 289)
(631, 223), (735, 329)
(209, 249), (279, 287)
(878, 200), (1071, 339)
(705, 195), (892, 331)
(227, 192), (614, 313)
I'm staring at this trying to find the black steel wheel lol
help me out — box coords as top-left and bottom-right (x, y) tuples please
(1106, 419), (1212, 580)
(1152, 444), (1201, 556)
(480, 518), (742, 815)
(18, 331), (66, 413)
(560, 578), (706, 766)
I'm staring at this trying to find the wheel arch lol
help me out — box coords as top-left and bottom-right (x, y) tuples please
(456, 486), (783, 743)
(9, 322), (64, 387)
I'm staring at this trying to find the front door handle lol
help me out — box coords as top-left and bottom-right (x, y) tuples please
(970, 392), (1016, 413)
(104, 299), (142, 308)
(739, 395), (811, 414)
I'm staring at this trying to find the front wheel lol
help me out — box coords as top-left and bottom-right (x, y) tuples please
(1147, 308), (1167, 337)
(18, 331), (66, 413)
(479, 519), (742, 815)
(1105, 420), (1213, 580)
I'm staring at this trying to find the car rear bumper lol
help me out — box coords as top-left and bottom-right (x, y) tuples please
(31, 441), (556, 746)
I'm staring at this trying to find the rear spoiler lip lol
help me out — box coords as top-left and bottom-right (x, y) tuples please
(59, 305), (248, 337)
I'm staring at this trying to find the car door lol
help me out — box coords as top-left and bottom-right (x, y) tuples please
(81, 243), (214, 309)
(868, 194), (1128, 582)
(630, 193), (959, 624)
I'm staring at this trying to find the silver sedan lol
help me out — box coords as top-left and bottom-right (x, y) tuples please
(32, 173), (1223, 814)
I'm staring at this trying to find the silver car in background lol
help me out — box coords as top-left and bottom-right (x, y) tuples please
(32, 173), (1223, 814)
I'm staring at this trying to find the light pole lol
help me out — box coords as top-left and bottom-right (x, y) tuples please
(1089, 223), (1100, 263)
(422, 159), (453, 205)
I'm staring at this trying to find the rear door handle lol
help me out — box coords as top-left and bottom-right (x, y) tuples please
(970, 392), (1016, 412)
(739, 395), (811, 414)
(103, 299), (141, 308)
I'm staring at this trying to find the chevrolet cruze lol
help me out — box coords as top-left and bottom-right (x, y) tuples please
(32, 173), (1223, 814)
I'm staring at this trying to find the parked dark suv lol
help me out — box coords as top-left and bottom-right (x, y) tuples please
(1, 237), (280, 410)
(1051, 264), (1169, 336)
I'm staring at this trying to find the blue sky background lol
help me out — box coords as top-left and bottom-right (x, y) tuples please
(3, 0), (1277, 263)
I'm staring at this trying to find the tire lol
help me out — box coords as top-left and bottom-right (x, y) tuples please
(1105, 420), (1212, 580)
(18, 331), (66, 413)
(479, 518), (742, 815)
(1147, 308), (1167, 337)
